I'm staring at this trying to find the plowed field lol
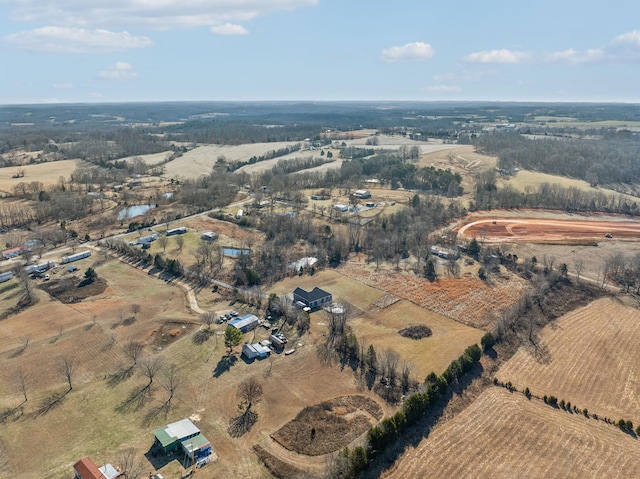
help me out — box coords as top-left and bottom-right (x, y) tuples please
(497, 297), (640, 421)
(385, 388), (640, 479)
(339, 264), (526, 329)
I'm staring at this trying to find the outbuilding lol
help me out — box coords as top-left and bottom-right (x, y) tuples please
(353, 189), (371, 199)
(242, 343), (270, 360)
(228, 314), (259, 333)
(201, 232), (218, 241)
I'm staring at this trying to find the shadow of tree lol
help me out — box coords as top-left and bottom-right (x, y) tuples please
(213, 355), (237, 378)
(34, 389), (70, 416)
(107, 364), (136, 387)
(228, 410), (258, 437)
(115, 383), (152, 413)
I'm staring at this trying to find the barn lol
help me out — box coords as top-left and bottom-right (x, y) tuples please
(229, 314), (259, 333)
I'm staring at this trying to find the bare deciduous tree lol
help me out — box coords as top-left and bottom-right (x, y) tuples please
(124, 341), (144, 366)
(58, 356), (76, 391)
(573, 258), (583, 283)
(200, 311), (216, 330)
(116, 448), (145, 479)
(237, 377), (263, 411)
(14, 367), (29, 403)
(130, 303), (140, 319)
(161, 365), (181, 410)
(175, 234), (185, 253)
(139, 356), (164, 389)
(157, 234), (168, 252)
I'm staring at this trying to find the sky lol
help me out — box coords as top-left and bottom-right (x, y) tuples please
(1, 0), (639, 104)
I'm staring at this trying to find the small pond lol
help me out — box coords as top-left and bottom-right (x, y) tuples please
(117, 204), (156, 220)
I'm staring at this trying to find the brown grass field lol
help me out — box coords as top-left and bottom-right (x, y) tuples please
(497, 297), (640, 422)
(384, 387), (640, 479)
(0, 159), (85, 194)
(351, 300), (484, 379)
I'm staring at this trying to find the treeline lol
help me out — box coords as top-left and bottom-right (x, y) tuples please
(340, 155), (462, 195)
(164, 121), (322, 145)
(329, 344), (483, 478)
(473, 171), (640, 215)
(474, 131), (640, 186)
(60, 129), (169, 162)
(176, 170), (248, 211)
(101, 239), (184, 277)
(230, 143), (302, 170)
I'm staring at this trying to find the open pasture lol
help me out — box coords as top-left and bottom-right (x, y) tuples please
(497, 297), (640, 422)
(385, 387), (640, 479)
(339, 264), (526, 329)
(270, 269), (387, 311)
(0, 159), (85, 194)
(351, 300), (484, 378)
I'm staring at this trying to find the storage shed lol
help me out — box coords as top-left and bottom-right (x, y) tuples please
(229, 314), (259, 333)
(201, 231), (218, 241)
(242, 343), (270, 360)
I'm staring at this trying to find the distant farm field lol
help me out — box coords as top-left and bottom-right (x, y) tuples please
(351, 300), (484, 378)
(164, 142), (302, 179)
(497, 297), (640, 421)
(385, 387), (640, 479)
(0, 159), (85, 194)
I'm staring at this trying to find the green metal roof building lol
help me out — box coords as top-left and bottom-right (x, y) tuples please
(152, 418), (212, 460)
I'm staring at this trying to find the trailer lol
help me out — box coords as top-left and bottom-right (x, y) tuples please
(235, 209), (243, 220)
(166, 227), (187, 236)
(137, 233), (158, 244)
(0, 271), (13, 283)
(60, 250), (91, 264)
(24, 261), (55, 275)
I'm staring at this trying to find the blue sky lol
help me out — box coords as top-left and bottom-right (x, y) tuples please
(1, 0), (639, 104)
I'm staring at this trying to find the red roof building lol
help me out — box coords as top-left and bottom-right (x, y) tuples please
(73, 457), (104, 479)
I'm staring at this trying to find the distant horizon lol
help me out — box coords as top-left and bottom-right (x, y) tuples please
(2, 99), (640, 107)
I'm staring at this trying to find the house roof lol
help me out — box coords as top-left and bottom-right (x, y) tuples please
(99, 463), (120, 479)
(153, 418), (200, 447)
(73, 457), (105, 479)
(293, 287), (331, 303)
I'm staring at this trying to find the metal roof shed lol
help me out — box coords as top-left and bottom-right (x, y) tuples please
(229, 314), (259, 333)
(153, 418), (201, 454)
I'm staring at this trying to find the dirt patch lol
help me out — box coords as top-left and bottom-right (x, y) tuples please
(39, 277), (107, 303)
(398, 325), (432, 340)
(457, 217), (640, 244)
(253, 445), (311, 479)
(271, 395), (383, 456)
(151, 321), (195, 348)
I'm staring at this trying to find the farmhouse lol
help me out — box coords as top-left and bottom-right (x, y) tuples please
(242, 342), (270, 360)
(137, 233), (158, 244)
(201, 231), (218, 241)
(24, 260), (55, 275)
(353, 189), (371, 199)
(152, 418), (212, 462)
(229, 314), (259, 333)
(73, 457), (119, 479)
(288, 256), (318, 272)
(1, 245), (31, 260)
(293, 287), (332, 309)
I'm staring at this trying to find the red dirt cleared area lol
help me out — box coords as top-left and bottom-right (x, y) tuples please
(457, 218), (640, 243)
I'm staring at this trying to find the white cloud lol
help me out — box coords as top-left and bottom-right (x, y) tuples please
(98, 62), (138, 81)
(544, 48), (604, 64)
(4, 27), (152, 53)
(426, 85), (462, 93)
(53, 82), (74, 90)
(463, 49), (528, 64)
(1, 0), (317, 30)
(210, 23), (249, 35)
(381, 42), (434, 62)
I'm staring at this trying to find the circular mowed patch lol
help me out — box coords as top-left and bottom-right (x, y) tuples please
(271, 395), (383, 456)
(398, 324), (433, 340)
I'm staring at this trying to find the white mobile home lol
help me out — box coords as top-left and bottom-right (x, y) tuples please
(61, 250), (91, 264)
(166, 227), (187, 236)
